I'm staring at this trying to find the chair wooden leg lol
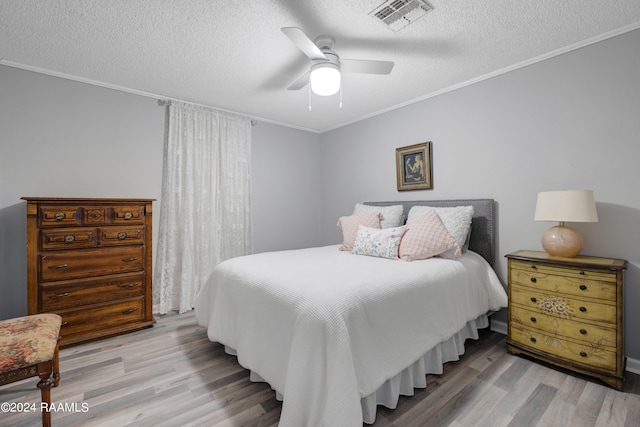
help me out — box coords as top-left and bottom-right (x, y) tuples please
(37, 361), (54, 427)
(53, 340), (60, 388)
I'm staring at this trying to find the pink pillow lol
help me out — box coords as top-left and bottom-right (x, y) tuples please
(337, 211), (382, 251)
(399, 210), (460, 261)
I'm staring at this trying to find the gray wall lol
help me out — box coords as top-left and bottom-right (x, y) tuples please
(319, 29), (640, 361)
(0, 65), (322, 320)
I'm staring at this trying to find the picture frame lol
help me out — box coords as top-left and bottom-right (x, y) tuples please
(396, 142), (432, 191)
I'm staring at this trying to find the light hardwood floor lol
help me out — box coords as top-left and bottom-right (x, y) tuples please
(2, 311), (639, 427)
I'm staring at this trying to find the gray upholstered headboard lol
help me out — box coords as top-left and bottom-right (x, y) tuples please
(364, 199), (496, 266)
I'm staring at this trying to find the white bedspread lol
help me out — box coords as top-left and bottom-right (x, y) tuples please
(195, 245), (507, 427)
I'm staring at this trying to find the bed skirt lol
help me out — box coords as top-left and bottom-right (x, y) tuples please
(227, 313), (489, 425)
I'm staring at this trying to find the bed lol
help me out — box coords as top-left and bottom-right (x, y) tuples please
(195, 199), (507, 426)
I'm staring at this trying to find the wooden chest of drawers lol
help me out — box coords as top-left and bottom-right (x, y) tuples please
(506, 250), (627, 390)
(23, 198), (155, 347)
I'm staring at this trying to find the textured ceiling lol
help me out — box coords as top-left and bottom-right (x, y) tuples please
(1, 1), (640, 132)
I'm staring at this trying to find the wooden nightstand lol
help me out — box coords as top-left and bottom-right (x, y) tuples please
(505, 250), (627, 390)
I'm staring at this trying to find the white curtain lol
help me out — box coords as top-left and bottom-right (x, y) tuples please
(154, 101), (252, 314)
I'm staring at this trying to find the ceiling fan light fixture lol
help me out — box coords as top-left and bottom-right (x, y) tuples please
(310, 62), (341, 96)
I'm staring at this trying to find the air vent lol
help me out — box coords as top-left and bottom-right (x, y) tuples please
(369, 0), (434, 32)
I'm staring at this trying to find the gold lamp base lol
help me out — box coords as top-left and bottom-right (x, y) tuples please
(541, 224), (584, 258)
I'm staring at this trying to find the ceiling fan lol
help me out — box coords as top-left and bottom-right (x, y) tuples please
(281, 27), (394, 97)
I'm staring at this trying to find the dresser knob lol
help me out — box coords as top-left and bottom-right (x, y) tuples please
(530, 337), (537, 343)
(122, 257), (138, 262)
(579, 271), (585, 275)
(579, 284), (587, 291)
(54, 212), (65, 221)
(61, 321), (69, 327)
(47, 263), (68, 269)
(530, 265), (537, 269)
(121, 308), (138, 314)
(530, 317), (537, 323)
(580, 329), (587, 335)
(579, 306), (587, 312)
(48, 292), (69, 299)
(64, 235), (75, 243)
(119, 283), (137, 289)
(117, 232), (127, 240)
(530, 277), (537, 283)
(530, 297), (537, 303)
(580, 351), (588, 357)
(124, 212), (133, 220)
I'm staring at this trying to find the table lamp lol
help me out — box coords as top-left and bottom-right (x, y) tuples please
(534, 190), (598, 257)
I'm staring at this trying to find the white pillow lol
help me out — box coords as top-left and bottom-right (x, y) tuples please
(407, 206), (474, 259)
(351, 225), (407, 259)
(353, 203), (404, 229)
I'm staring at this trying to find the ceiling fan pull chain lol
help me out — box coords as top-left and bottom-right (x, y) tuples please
(339, 85), (343, 109)
(308, 83), (312, 111)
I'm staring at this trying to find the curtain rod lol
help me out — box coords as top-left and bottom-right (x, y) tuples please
(157, 99), (256, 126)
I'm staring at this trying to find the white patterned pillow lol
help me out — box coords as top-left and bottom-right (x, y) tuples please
(353, 203), (404, 228)
(399, 210), (460, 261)
(407, 205), (474, 259)
(337, 211), (382, 251)
(351, 225), (407, 259)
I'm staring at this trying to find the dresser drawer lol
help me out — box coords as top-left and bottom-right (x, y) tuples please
(510, 324), (618, 371)
(40, 273), (145, 311)
(99, 226), (144, 246)
(113, 205), (145, 224)
(39, 205), (81, 227)
(40, 246), (144, 282)
(58, 297), (146, 338)
(509, 304), (617, 348)
(510, 264), (617, 302)
(40, 227), (97, 250)
(510, 283), (616, 325)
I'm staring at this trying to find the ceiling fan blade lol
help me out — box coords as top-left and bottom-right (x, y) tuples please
(288, 72), (310, 90)
(341, 59), (394, 75)
(281, 27), (327, 61)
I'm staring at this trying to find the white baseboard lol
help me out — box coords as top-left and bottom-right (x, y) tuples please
(490, 319), (507, 335)
(489, 319), (640, 375)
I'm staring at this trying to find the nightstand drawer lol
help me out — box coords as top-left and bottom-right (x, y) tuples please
(510, 284), (616, 324)
(40, 273), (145, 311)
(510, 324), (618, 371)
(510, 304), (617, 347)
(510, 265), (617, 302)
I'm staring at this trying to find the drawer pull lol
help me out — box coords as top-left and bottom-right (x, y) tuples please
(61, 321), (69, 327)
(124, 212), (133, 220)
(530, 265), (537, 269)
(580, 329), (587, 335)
(48, 292), (69, 299)
(122, 307), (138, 314)
(119, 283), (138, 289)
(530, 297), (537, 303)
(579, 284), (587, 291)
(122, 257), (138, 262)
(579, 271), (585, 275)
(579, 306), (587, 312)
(530, 277), (537, 283)
(530, 317), (537, 323)
(64, 235), (76, 243)
(117, 232), (127, 240)
(54, 212), (66, 221)
(580, 351), (588, 357)
(530, 337), (537, 343)
(48, 263), (68, 269)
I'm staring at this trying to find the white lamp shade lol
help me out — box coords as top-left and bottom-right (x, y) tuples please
(309, 63), (341, 96)
(534, 190), (598, 223)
